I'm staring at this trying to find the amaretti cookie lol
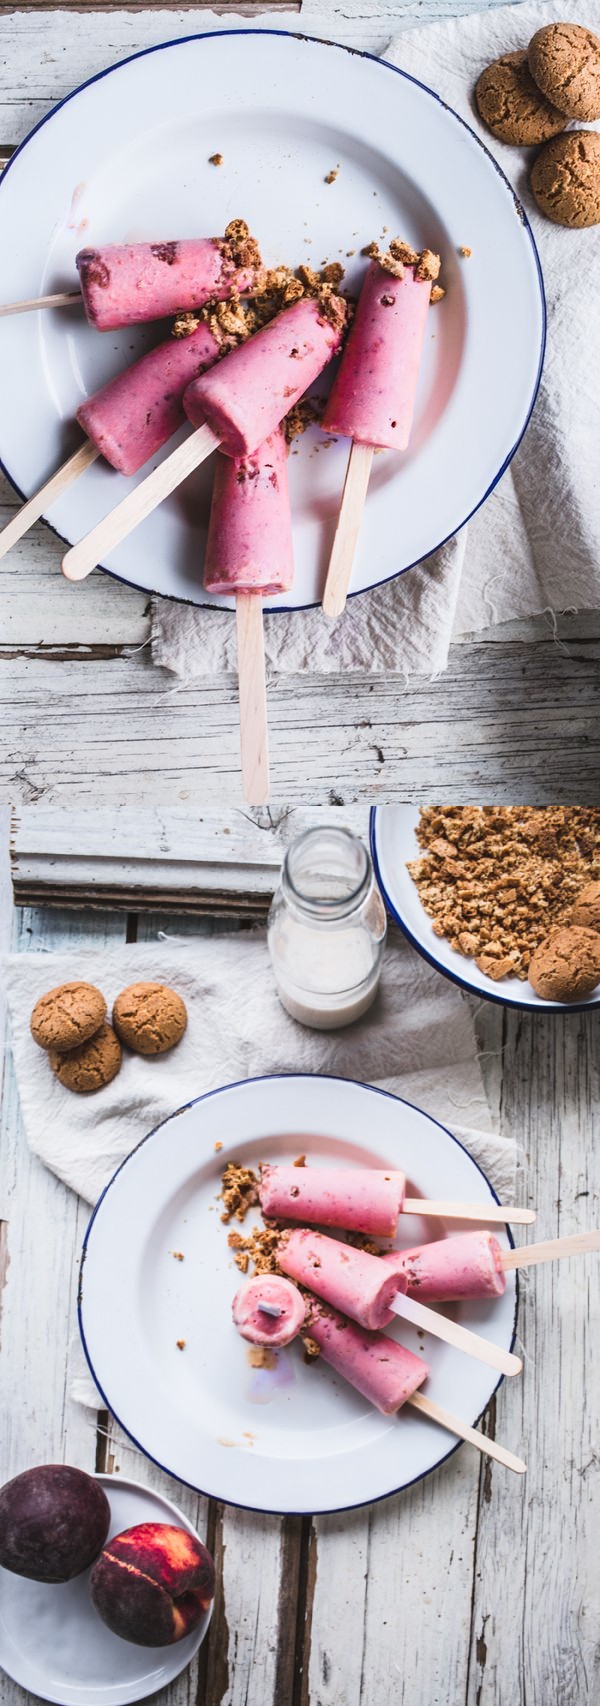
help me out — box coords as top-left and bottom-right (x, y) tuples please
(49, 1023), (122, 1093)
(112, 982), (188, 1055)
(475, 50), (566, 144)
(530, 129), (600, 226)
(30, 981), (107, 1053)
(528, 22), (600, 122)
(528, 927), (600, 1002)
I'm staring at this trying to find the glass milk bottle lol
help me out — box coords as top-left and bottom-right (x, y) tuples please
(267, 826), (387, 1029)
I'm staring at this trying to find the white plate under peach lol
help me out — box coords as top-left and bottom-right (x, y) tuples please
(0, 1476), (211, 1706)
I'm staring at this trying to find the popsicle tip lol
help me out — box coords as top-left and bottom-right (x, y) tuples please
(61, 552), (93, 582)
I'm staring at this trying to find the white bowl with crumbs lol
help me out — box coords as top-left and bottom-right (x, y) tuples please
(371, 806), (600, 1013)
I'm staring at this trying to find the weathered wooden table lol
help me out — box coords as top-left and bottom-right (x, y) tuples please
(1, 801), (599, 1706)
(0, 1), (599, 811)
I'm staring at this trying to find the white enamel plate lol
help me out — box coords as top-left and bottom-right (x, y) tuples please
(0, 1476), (211, 1706)
(79, 1075), (518, 1515)
(371, 804), (600, 1013)
(0, 30), (544, 610)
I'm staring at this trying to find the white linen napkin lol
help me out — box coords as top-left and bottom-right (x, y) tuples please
(152, 0), (600, 680)
(3, 928), (517, 1208)
(4, 926), (520, 1409)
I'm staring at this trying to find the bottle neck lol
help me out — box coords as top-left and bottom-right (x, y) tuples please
(281, 827), (372, 923)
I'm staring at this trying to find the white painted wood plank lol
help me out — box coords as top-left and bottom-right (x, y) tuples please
(0, 476), (149, 647)
(0, 647), (598, 807)
(304, 1451), (481, 1706)
(10, 801), (369, 908)
(0, 5), (523, 145)
(466, 1010), (600, 1706)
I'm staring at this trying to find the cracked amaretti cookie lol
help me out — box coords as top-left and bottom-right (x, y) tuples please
(112, 981), (188, 1055)
(475, 50), (566, 144)
(49, 1022), (122, 1093)
(530, 129), (600, 226)
(30, 981), (107, 1053)
(528, 22), (600, 122)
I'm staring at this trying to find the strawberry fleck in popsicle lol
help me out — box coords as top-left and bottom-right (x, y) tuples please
(279, 1228), (408, 1330)
(76, 221), (263, 331)
(321, 240), (442, 618)
(307, 1302), (430, 1415)
(232, 1275), (306, 1347)
(381, 1233), (507, 1304)
(204, 429), (293, 597)
(259, 1163), (405, 1238)
(184, 292), (348, 456)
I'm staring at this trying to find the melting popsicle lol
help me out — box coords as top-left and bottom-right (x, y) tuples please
(232, 1274), (306, 1347)
(0, 222), (263, 325)
(320, 241), (441, 617)
(230, 1283), (525, 1472)
(279, 1228), (521, 1375)
(382, 1226), (600, 1303)
(258, 1162), (535, 1232)
(203, 427), (294, 803)
(0, 321), (227, 562)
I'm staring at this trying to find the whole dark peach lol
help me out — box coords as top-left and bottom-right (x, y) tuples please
(0, 1465), (110, 1582)
(90, 1522), (215, 1646)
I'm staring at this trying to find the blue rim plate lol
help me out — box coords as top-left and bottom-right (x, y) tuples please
(371, 805), (600, 1014)
(0, 29), (544, 611)
(78, 1072), (518, 1515)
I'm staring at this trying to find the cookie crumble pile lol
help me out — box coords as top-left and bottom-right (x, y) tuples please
(407, 806), (600, 981)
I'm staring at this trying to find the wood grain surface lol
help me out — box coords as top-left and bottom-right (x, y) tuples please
(1, 849), (598, 1706)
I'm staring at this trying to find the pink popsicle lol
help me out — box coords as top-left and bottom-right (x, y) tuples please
(204, 429), (293, 597)
(184, 295), (346, 457)
(307, 1303), (430, 1415)
(322, 256), (435, 451)
(381, 1232), (506, 1304)
(259, 1164), (405, 1238)
(76, 235), (261, 332)
(280, 1228), (407, 1331)
(232, 1275), (306, 1347)
(77, 323), (222, 477)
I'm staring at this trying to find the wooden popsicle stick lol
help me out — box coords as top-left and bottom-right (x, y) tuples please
(389, 1293), (522, 1377)
(322, 441), (374, 619)
(404, 1199), (536, 1226)
(0, 439), (100, 562)
(62, 422), (220, 582)
(236, 595), (270, 805)
(501, 1228), (600, 1271)
(0, 290), (82, 317)
(408, 1391), (526, 1474)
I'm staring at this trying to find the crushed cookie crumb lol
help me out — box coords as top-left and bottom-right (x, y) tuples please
(176, 1339), (186, 1350)
(214, 1141), (223, 1151)
(459, 245), (472, 257)
(283, 396), (325, 446)
(220, 1161), (259, 1224)
(301, 1334), (321, 1361)
(363, 237), (442, 288)
(293, 1154), (307, 1168)
(324, 167), (340, 184)
(171, 311), (201, 339)
(430, 285), (446, 304)
(172, 1251), (184, 1261)
(220, 217), (262, 274)
(407, 807), (600, 982)
(247, 1345), (277, 1370)
(229, 1223), (283, 1276)
(209, 153), (223, 167)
